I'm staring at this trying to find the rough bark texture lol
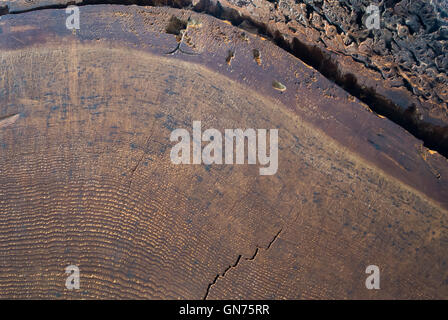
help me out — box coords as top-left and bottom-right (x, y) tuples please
(189, 0), (448, 156)
(217, 0), (448, 115)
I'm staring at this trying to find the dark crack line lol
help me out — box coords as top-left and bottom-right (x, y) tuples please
(203, 227), (282, 300)
(202, 206), (302, 300)
(165, 43), (198, 55)
(165, 32), (199, 56)
(0, 112), (19, 122)
(0, 113), (20, 128)
(121, 119), (157, 260)
(127, 119), (156, 193)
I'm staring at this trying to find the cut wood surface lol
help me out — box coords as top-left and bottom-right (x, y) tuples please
(0, 5), (447, 299)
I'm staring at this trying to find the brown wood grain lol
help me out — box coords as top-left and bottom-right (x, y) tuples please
(0, 5), (447, 299)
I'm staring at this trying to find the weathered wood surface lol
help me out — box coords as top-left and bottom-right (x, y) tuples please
(0, 5), (447, 299)
(2, 0), (448, 157)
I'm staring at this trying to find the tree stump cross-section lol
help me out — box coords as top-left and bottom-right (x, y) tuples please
(0, 4), (447, 299)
